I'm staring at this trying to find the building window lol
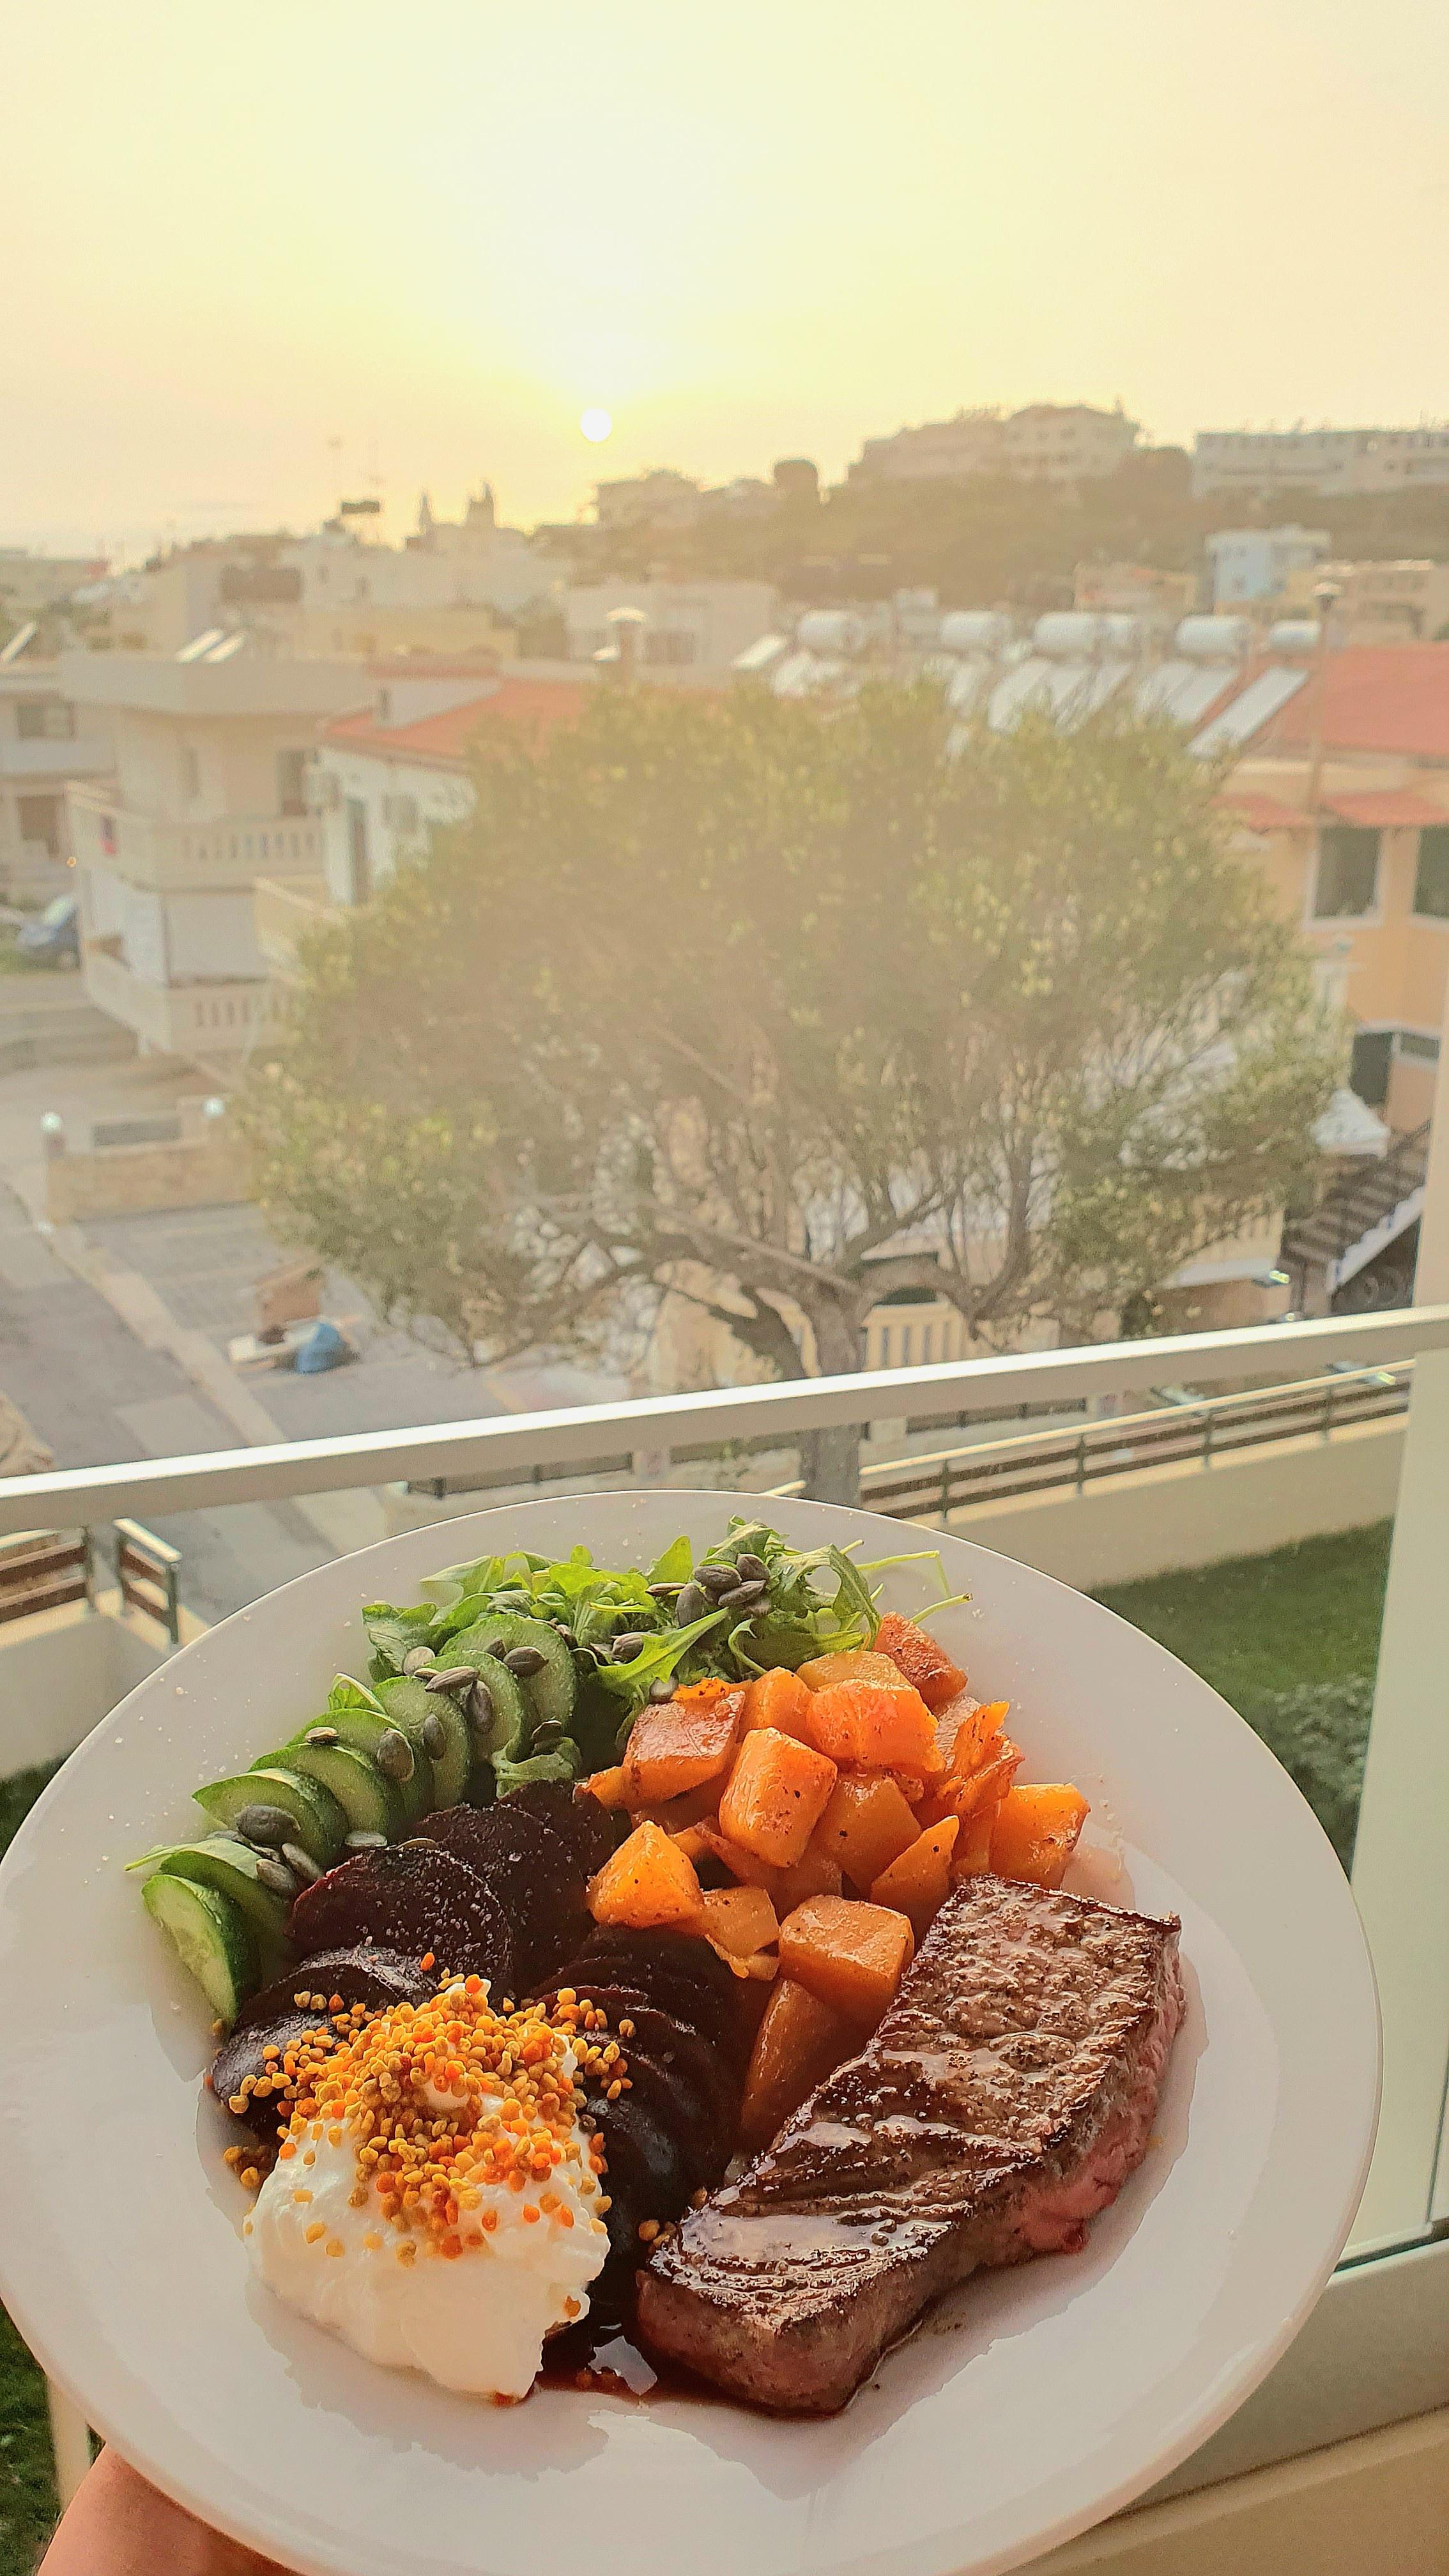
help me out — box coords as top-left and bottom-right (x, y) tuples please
(1350, 1029), (1393, 1107)
(1413, 825), (1449, 920)
(16, 700), (74, 742)
(1396, 1031), (1442, 1065)
(1314, 825), (1380, 917)
(277, 747), (309, 818)
(345, 798), (372, 906)
(17, 795), (63, 857)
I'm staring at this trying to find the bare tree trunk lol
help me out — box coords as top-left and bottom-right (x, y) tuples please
(800, 1303), (865, 1507)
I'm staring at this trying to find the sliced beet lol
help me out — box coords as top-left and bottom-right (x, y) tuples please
(289, 1844), (516, 1998)
(539, 1984), (737, 2156)
(505, 1779), (622, 1877)
(234, 1945), (431, 2035)
(558, 1930), (743, 2058)
(585, 2087), (692, 2227)
(211, 2009), (330, 2142)
(418, 1805), (588, 1986)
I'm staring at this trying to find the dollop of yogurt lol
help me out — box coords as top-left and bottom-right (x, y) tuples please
(246, 1981), (611, 2399)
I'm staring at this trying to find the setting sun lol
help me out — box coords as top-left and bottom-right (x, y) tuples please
(579, 407), (613, 444)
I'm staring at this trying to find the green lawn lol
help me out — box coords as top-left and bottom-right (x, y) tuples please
(1096, 1520), (1393, 1869)
(0, 1763), (67, 2575)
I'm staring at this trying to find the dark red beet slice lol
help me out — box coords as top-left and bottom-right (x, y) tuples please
(211, 2009), (332, 2142)
(538, 1984), (737, 2161)
(558, 1930), (743, 2058)
(418, 1805), (588, 1985)
(234, 1945), (431, 2035)
(584, 2087), (693, 2231)
(289, 1845), (516, 1998)
(506, 1780), (622, 1876)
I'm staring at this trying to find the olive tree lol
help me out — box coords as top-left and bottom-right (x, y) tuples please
(241, 682), (1337, 1494)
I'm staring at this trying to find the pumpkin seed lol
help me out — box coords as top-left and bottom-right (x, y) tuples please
(303, 1724), (339, 1747)
(648, 1677), (676, 1704)
(401, 1645), (435, 1677)
(694, 1563), (738, 1597)
(253, 1854), (298, 1897)
(734, 1552), (768, 1584)
(675, 1582), (709, 1625)
(421, 1712), (447, 1759)
(376, 1728), (416, 1784)
(344, 1828), (388, 1851)
(425, 1666), (475, 1694)
(717, 1578), (767, 1613)
(467, 1676), (494, 1731)
(611, 1631), (649, 1661)
(233, 1803), (296, 1850)
(503, 1646), (546, 1676)
(280, 1841), (321, 1885)
(647, 1581), (683, 1600)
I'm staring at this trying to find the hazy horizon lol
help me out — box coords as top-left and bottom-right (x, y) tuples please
(10, 0), (1449, 561)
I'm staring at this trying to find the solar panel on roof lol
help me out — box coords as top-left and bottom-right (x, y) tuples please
(1134, 660), (1192, 715)
(986, 657), (1052, 730)
(1191, 664), (1308, 756)
(203, 631), (248, 663)
(175, 627), (226, 662)
(1156, 664), (1236, 726)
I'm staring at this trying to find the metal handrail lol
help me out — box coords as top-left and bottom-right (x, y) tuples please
(0, 1308), (1443, 1538)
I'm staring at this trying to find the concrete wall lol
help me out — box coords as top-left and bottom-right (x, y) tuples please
(45, 1129), (254, 1221)
(942, 1415), (1403, 1591)
(0, 1600), (175, 1774)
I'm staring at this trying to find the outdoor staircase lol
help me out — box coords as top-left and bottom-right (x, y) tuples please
(1281, 1120), (1431, 1307)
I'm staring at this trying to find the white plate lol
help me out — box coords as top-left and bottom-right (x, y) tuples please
(0, 1493), (1377, 2576)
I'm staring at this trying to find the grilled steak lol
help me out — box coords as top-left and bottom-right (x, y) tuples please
(637, 1874), (1183, 2414)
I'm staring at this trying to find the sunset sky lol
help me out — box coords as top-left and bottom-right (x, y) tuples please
(10, 0), (1449, 556)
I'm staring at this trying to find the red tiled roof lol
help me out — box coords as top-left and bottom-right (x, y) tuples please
(1321, 787), (1448, 828)
(1216, 790), (1308, 834)
(325, 678), (587, 766)
(1244, 644), (1449, 759)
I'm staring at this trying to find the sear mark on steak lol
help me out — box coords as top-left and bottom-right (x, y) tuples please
(637, 1874), (1183, 2415)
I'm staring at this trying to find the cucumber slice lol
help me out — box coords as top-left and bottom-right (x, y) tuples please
(298, 1705), (434, 1825)
(278, 1741), (404, 1839)
(447, 1613), (576, 1732)
(194, 1767), (347, 1864)
(443, 1628), (533, 1772)
(376, 1676), (470, 1810)
(130, 1837), (291, 1952)
(142, 1873), (256, 2024)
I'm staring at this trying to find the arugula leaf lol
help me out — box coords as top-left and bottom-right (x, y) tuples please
(647, 1534), (693, 1588)
(326, 1674), (387, 1715)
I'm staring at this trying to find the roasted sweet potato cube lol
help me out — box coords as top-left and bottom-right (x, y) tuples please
(810, 1772), (921, 1891)
(702, 1882), (780, 1958)
(804, 1679), (944, 1776)
(873, 1612), (968, 1712)
(740, 1667), (815, 1740)
(952, 1736), (1023, 1820)
(870, 1815), (959, 1933)
(717, 1728), (838, 1867)
(694, 1821), (778, 1889)
(581, 1765), (632, 1810)
(740, 1974), (857, 2150)
(622, 1688), (745, 1805)
(587, 1820), (705, 1930)
(770, 1846), (844, 1911)
(777, 1893), (915, 2030)
(989, 1784), (1089, 1890)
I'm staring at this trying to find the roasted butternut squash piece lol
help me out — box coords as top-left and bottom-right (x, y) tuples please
(634, 1781), (724, 1832)
(702, 1882), (780, 1958)
(941, 1694), (1009, 1781)
(989, 1784), (1089, 1890)
(741, 1667), (815, 1740)
(951, 1736), (1023, 1819)
(740, 1974), (856, 2150)
(777, 1893), (915, 2030)
(581, 1765), (631, 1809)
(870, 1815), (959, 1933)
(873, 1611), (968, 1712)
(797, 1649), (912, 1694)
(717, 1726), (838, 1867)
(694, 1821), (778, 1887)
(622, 1687), (744, 1805)
(810, 1772), (920, 1891)
(770, 1846), (844, 1911)
(804, 1679), (944, 1777)
(953, 1800), (999, 1878)
(588, 1820), (705, 1930)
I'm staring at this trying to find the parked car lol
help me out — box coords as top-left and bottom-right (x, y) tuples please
(15, 896), (79, 968)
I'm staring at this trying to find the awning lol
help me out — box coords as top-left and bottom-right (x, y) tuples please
(1216, 791), (1307, 834)
(1321, 788), (1448, 829)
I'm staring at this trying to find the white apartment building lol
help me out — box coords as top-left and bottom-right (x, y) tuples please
(1193, 424), (1449, 500)
(280, 491), (549, 625)
(850, 404), (1140, 487)
(1206, 525), (1329, 608)
(563, 581), (778, 670)
(0, 656), (114, 901)
(62, 647), (362, 1061)
(0, 549), (108, 620)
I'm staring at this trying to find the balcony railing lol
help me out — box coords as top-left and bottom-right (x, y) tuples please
(253, 871), (335, 978)
(68, 786), (323, 890)
(80, 944), (284, 1054)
